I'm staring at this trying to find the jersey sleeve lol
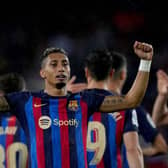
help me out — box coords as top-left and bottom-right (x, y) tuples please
(136, 106), (158, 143)
(5, 92), (30, 119)
(123, 109), (139, 133)
(81, 90), (106, 116)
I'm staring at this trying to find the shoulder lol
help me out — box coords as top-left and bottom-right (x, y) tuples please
(6, 91), (31, 99)
(5, 91), (42, 105)
(81, 89), (113, 97)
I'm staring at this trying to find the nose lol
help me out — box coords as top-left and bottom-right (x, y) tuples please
(57, 63), (65, 72)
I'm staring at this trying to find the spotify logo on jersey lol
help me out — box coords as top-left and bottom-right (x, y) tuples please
(38, 116), (52, 129)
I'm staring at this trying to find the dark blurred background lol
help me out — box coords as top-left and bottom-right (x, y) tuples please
(0, 1), (168, 113)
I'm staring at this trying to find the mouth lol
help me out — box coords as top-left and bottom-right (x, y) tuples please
(56, 74), (67, 81)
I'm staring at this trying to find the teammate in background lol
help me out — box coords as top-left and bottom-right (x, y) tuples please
(0, 41), (153, 167)
(104, 52), (167, 168)
(68, 51), (167, 167)
(108, 52), (168, 158)
(152, 69), (168, 145)
(0, 72), (28, 168)
(84, 50), (143, 168)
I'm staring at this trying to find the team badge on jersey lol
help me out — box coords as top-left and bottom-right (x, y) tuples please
(68, 100), (78, 111)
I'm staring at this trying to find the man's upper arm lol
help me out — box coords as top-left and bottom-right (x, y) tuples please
(124, 132), (140, 149)
(99, 95), (135, 112)
(0, 96), (10, 111)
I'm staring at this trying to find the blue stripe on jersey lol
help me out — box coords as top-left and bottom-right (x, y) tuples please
(25, 96), (38, 168)
(87, 116), (96, 168)
(103, 114), (117, 168)
(41, 99), (53, 168)
(75, 95), (85, 168)
(0, 117), (8, 146)
(108, 114), (117, 168)
(49, 99), (62, 168)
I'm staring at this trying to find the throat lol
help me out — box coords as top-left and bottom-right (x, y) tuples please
(44, 83), (67, 96)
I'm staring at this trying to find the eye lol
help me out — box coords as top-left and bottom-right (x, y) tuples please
(63, 61), (69, 66)
(50, 63), (57, 67)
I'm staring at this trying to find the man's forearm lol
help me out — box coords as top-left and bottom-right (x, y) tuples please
(100, 71), (149, 112)
(100, 42), (153, 112)
(143, 134), (168, 156)
(142, 146), (158, 156)
(124, 132), (144, 168)
(152, 94), (168, 124)
(126, 147), (144, 168)
(125, 71), (149, 108)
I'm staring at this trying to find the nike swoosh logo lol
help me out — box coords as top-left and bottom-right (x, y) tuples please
(34, 103), (47, 108)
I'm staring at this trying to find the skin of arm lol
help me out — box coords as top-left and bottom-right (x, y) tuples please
(0, 96), (10, 111)
(100, 71), (149, 112)
(152, 94), (168, 126)
(152, 70), (168, 126)
(142, 133), (168, 156)
(124, 131), (144, 168)
(100, 41), (153, 112)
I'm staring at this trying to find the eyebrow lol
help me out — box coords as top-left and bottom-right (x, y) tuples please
(50, 59), (69, 63)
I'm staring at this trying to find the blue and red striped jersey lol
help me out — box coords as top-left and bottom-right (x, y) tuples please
(0, 113), (28, 168)
(5, 90), (105, 168)
(86, 89), (138, 168)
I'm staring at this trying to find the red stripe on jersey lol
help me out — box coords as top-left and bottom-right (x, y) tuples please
(58, 98), (70, 168)
(6, 116), (16, 168)
(33, 97), (45, 168)
(80, 101), (88, 168)
(93, 113), (105, 168)
(116, 111), (125, 168)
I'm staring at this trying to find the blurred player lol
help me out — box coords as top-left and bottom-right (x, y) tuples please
(107, 52), (167, 168)
(84, 49), (143, 168)
(0, 41), (153, 167)
(0, 72), (28, 168)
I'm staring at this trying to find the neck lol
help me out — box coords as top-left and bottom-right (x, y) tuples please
(87, 79), (108, 90)
(44, 82), (67, 96)
(107, 80), (121, 94)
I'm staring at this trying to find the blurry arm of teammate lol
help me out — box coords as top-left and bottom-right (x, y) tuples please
(152, 70), (168, 126)
(67, 75), (87, 93)
(0, 96), (10, 112)
(124, 132), (144, 168)
(100, 41), (153, 112)
(142, 133), (168, 156)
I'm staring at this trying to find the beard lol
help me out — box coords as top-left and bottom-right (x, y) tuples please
(55, 82), (66, 89)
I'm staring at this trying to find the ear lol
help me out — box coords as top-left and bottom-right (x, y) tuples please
(84, 67), (89, 79)
(120, 70), (126, 80)
(109, 69), (115, 78)
(40, 69), (46, 79)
